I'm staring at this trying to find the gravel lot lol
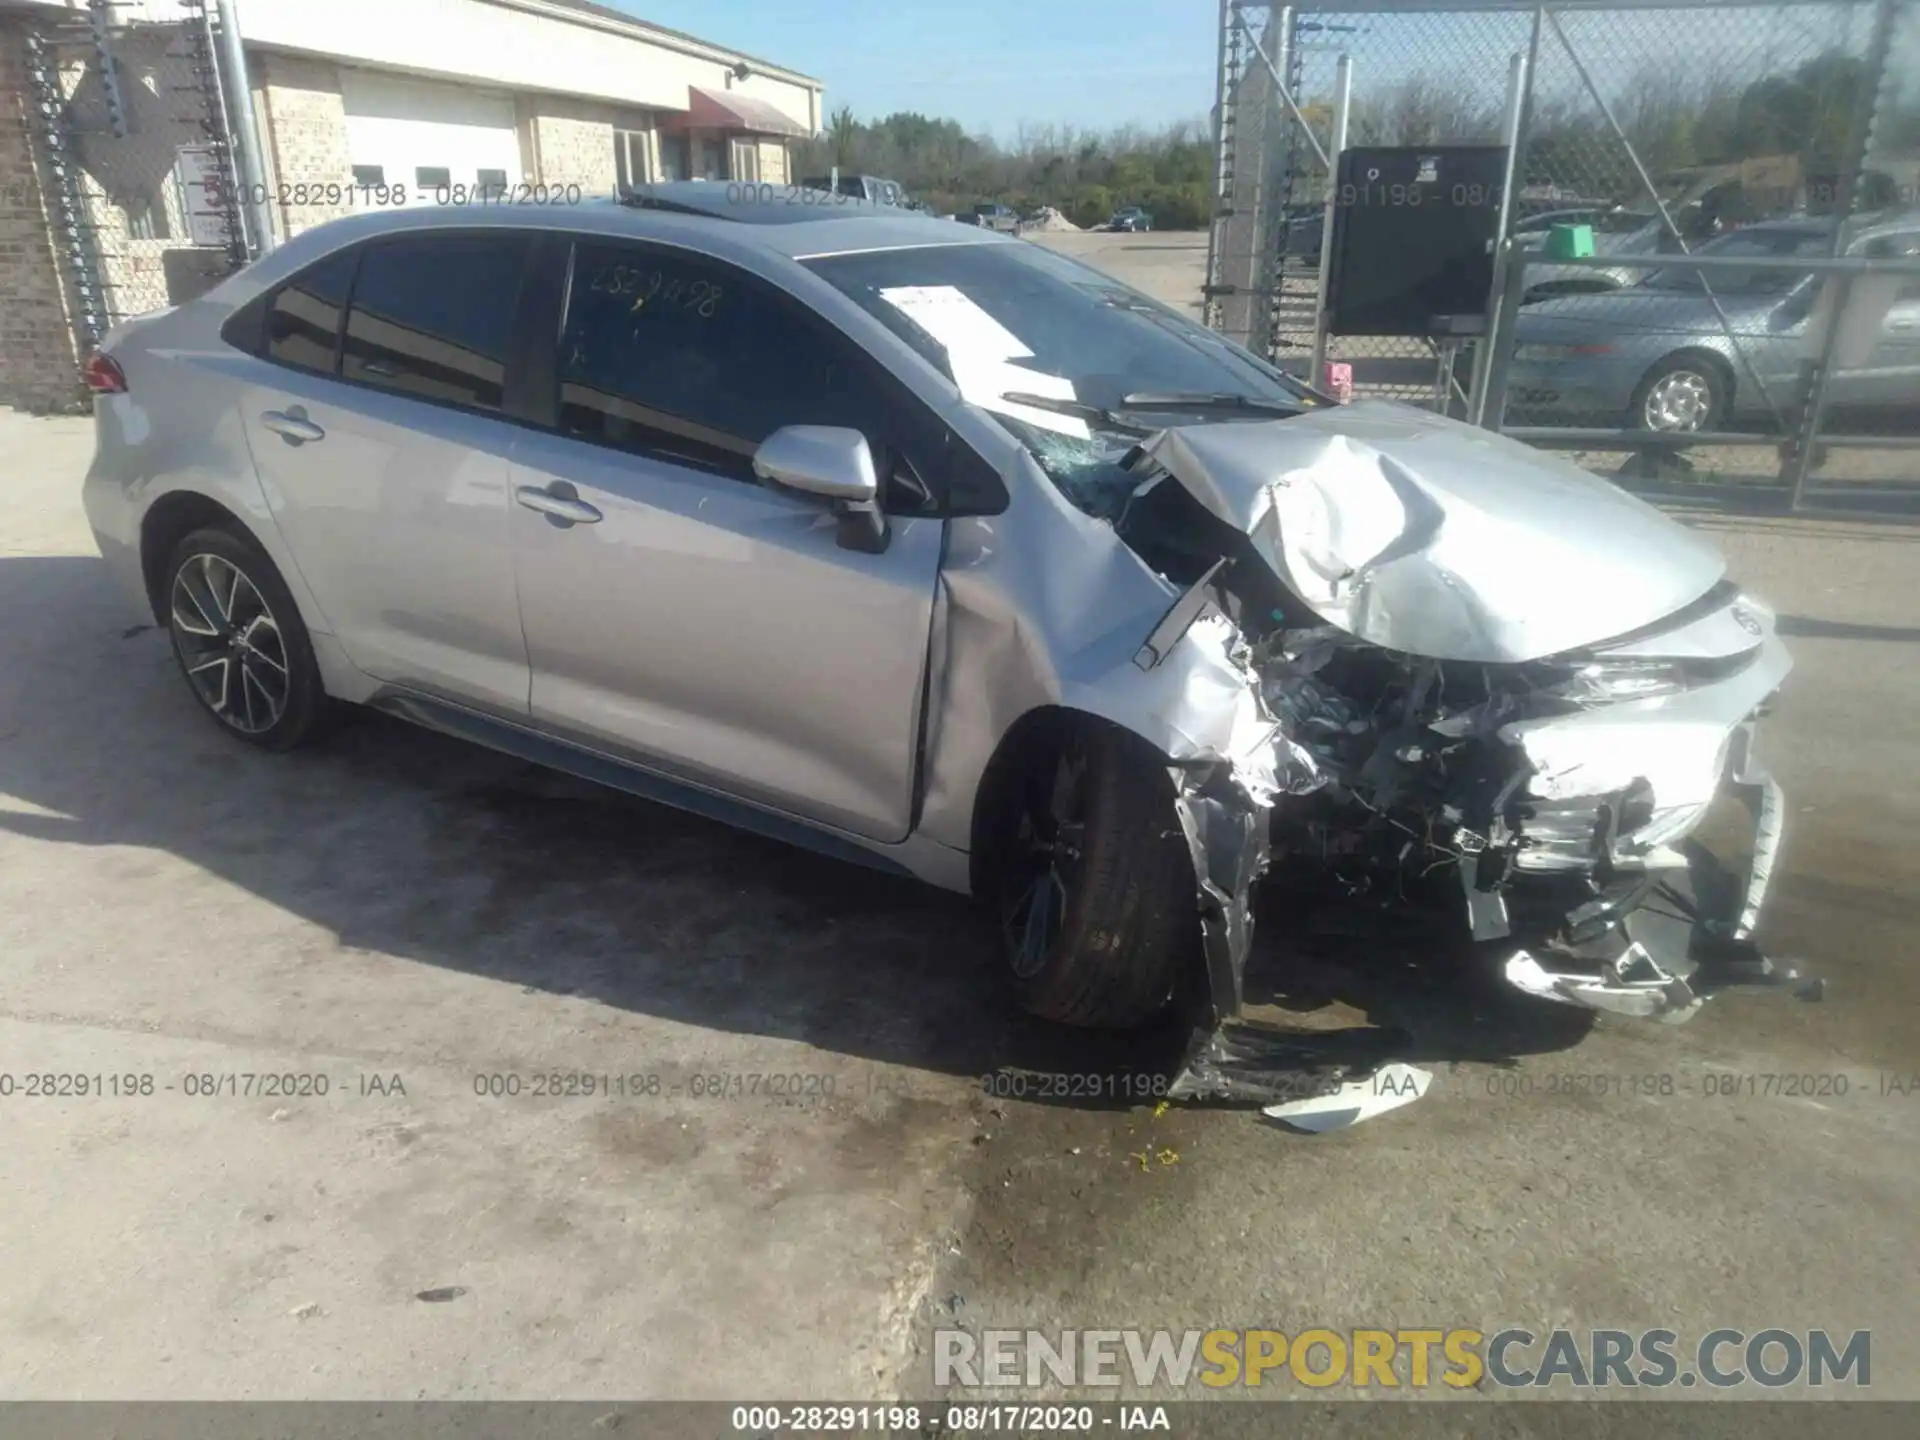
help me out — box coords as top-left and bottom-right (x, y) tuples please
(2, 231), (1917, 1408)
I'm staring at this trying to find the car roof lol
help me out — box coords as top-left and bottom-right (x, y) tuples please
(228, 189), (1011, 288)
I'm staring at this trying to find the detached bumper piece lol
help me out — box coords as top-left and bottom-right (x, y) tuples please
(1505, 944), (1701, 1024)
(1502, 723), (1819, 1021)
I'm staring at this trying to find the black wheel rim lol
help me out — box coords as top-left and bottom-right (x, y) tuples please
(1001, 743), (1089, 979)
(170, 552), (290, 735)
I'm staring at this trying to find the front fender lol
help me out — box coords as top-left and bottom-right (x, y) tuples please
(915, 450), (1277, 858)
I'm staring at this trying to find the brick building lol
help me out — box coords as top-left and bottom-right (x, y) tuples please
(0, 0), (821, 411)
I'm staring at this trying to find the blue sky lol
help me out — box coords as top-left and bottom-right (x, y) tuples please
(615, 0), (1217, 136)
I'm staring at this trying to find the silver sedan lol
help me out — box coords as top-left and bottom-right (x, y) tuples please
(84, 185), (1792, 1099)
(1507, 216), (1920, 432)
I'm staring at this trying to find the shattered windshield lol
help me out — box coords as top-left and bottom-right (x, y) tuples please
(802, 242), (1310, 518)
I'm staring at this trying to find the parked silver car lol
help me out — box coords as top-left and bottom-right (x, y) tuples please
(84, 184), (1791, 1098)
(1509, 215), (1920, 431)
(1517, 213), (1663, 302)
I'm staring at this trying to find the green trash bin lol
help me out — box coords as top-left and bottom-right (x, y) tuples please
(1543, 222), (1596, 260)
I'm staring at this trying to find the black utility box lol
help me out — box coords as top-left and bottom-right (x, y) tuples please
(1323, 145), (1507, 336)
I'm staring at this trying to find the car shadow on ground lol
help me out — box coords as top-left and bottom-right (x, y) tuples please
(4, 553), (1605, 1110)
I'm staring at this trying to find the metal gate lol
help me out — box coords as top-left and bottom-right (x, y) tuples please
(21, 0), (249, 353)
(1206, 0), (1920, 501)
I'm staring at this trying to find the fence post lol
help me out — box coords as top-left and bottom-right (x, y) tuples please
(1467, 42), (1533, 427)
(1307, 53), (1352, 383)
(1234, 5), (1328, 173)
(1203, 0), (1235, 332)
(214, 0), (277, 256)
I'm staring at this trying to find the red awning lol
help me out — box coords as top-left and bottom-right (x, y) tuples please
(662, 85), (810, 138)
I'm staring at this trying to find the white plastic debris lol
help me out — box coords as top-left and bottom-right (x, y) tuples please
(1505, 945), (1702, 1024)
(1261, 1061), (1433, 1133)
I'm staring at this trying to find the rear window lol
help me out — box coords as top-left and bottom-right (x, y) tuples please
(261, 246), (358, 373)
(341, 233), (530, 412)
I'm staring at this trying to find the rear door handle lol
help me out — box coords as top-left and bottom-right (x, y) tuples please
(515, 484), (603, 525)
(260, 407), (325, 445)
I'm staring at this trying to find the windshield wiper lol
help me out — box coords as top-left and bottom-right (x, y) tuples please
(1118, 390), (1300, 415)
(998, 392), (1155, 436)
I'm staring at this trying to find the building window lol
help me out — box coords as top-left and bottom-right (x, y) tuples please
(613, 128), (653, 193)
(477, 168), (508, 200)
(126, 195), (174, 241)
(658, 134), (690, 183)
(728, 137), (759, 183)
(352, 164), (386, 188)
(415, 166), (451, 191)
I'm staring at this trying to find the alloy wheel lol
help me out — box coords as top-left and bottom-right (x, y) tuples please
(1002, 743), (1089, 979)
(169, 552), (291, 735)
(1642, 369), (1714, 432)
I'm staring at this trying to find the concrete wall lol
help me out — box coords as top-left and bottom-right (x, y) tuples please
(253, 51), (356, 238)
(522, 94), (627, 196)
(0, 14), (84, 412)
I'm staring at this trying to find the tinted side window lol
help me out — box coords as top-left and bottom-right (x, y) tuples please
(557, 242), (891, 481)
(262, 247), (359, 373)
(341, 233), (530, 412)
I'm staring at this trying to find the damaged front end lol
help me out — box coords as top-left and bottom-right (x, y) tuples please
(1122, 404), (1803, 1105)
(1249, 599), (1798, 1025)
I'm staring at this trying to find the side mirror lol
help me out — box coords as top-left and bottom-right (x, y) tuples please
(752, 425), (889, 553)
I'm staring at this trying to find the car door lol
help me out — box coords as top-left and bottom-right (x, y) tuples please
(1842, 229), (1920, 409)
(504, 238), (947, 843)
(234, 231), (535, 715)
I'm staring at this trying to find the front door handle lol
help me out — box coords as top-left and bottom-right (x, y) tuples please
(515, 484), (603, 526)
(261, 407), (325, 445)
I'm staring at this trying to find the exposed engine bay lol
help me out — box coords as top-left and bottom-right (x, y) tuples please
(1082, 404), (1809, 1103)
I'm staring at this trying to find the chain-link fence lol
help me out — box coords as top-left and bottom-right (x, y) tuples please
(21, 0), (248, 352)
(1206, 0), (1920, 495)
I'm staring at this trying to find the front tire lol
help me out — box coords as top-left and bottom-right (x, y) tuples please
(164, 525), (331, 750)
(1631, 353), (1727, 433)
(992, 722), (1197, 1029)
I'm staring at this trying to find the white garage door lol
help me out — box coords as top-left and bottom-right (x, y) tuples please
(339, 69), (521, 203)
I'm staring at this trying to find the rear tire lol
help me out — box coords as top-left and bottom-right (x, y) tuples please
(991, 721), (1197, 1029)
(163, 525), (331, 751)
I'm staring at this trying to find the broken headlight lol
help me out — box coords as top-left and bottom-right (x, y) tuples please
(1553, 658), (1691, 703)
(1543, 650), (1758, 706)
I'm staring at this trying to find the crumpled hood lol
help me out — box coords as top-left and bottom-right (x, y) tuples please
(1139, 401), (1727, 663)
